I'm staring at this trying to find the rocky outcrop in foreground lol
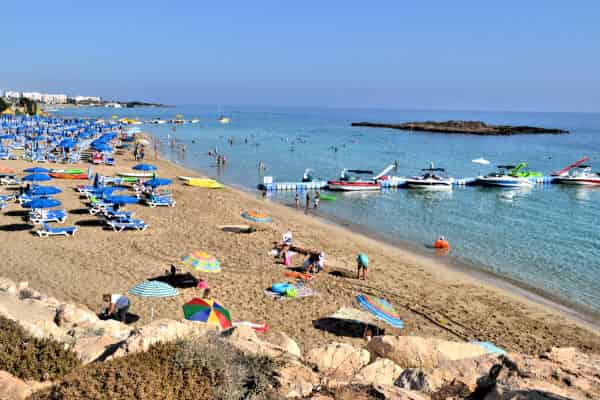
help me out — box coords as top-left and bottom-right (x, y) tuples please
(0, 277), (598, 399)
(352, 120), (569, 135)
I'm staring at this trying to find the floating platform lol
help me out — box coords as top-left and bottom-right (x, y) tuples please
(258, 176), (555, 192)
(258, 181), (328, 191)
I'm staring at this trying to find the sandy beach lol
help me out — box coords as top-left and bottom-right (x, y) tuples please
(0, 148), (598, 355)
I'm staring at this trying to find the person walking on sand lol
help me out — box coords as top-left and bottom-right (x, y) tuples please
(102, 293), (130, 322)
(305, 191), (311, 211)
(295, 192), (300, 209)
(357, 253), (369, 280)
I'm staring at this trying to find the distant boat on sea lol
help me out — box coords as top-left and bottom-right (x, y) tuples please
(219, 115), (230, 124)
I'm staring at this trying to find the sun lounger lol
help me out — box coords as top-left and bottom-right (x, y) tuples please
(0, 194), (15, 202)
(36, 223), (77, 237)
(102, 208), (134, 219)
(107, 218), (148, 232)
(145, 196), (176, 208)
(29, 210), (67, 224)
(0, 176), (20, 186)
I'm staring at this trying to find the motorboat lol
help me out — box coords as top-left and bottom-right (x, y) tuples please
(302, 168), (321, 182)
(327, 168), (380, 191)
(554, 165), (600, 185)
(552, 157), (600, 185)
(219, 116), (230, 124)
(476, 165), (533, 188)
(405, 163), (454, 190)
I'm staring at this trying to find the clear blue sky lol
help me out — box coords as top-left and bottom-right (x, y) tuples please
(1, 1), (599, 111)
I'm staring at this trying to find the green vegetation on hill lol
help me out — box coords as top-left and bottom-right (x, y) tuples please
(0, 316), (80, 381)
(31, 337), (280, 400)
(0, 97), (10, 113)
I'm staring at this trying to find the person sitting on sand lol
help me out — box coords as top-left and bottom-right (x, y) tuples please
(357, 253), (369, 280)
(102, 293), (130, 323)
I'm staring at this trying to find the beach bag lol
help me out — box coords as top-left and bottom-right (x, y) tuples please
(284, 287), (297, 298)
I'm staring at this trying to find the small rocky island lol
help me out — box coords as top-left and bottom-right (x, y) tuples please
(351, 120), (569, 135)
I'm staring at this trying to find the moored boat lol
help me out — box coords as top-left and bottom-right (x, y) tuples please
(327, 169), (380, 191)
(118, 171), (154, 178)
(554, 165), (600, 185)
(477, 165), (533, 188)
(405, 163), (454, 190)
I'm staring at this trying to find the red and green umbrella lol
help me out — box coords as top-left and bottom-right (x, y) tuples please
(182, 298), (232, 330)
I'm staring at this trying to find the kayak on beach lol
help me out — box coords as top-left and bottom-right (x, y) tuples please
(49, 172), (88, 179)
(118, 172), (154, 178)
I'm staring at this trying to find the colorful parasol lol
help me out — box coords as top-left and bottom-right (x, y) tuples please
(182, 251), (221, 273)
(356, 294), (404, 329)
(241, 210), (272, 223)
(182, 298), (232, 330)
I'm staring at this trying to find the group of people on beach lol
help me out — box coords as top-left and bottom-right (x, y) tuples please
(275, 230), (369, 280)
(294, 191), (320, 211)
(133, 144), (145, 161)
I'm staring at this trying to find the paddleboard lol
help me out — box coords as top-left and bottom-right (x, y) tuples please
(52, 169), (84, 174)
(118, 172), (154, 178)
(185, 178), (224, 188)
(283, 271), (313, 281)
(319, 194), (337, 201)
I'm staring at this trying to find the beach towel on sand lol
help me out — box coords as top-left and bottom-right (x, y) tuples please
(263, 286), (316, 300)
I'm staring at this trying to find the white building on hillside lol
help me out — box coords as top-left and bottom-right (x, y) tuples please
(73, 95), (102, 103)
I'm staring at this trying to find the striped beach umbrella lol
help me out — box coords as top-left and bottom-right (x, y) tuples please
(129, 281), (179, 298)
(182, 298), (232, 330)
(356, 294), (404, 329)
(129, 281), (179, 321)
(182, 251), (221, 273)
(241, 210), (272, 223)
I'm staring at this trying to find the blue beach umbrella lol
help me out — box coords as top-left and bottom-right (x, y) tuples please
(144, 178), (172, 188)
(27, 186), (62, 196)
(24, 167), (52, 173)
(133, 164), (157, 171)
(105, 195), (139, 205)
(58, 138), (76, 148)
(23, 173), (52, 182)
(22, 198), (61, 209)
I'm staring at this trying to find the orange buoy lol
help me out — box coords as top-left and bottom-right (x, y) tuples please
(433, 236), (450, 250)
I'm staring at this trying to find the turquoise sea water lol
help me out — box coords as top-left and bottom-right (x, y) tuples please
(58, 106), (600, 317)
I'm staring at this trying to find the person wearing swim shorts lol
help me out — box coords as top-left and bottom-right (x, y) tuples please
(357, 253), (368, 280)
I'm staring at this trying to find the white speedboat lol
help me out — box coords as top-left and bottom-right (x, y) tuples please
(476, 165), (533, 188)
(219, 116), (230, 124)
(554, 165), (600, 185)
(405, 164), (454, 190)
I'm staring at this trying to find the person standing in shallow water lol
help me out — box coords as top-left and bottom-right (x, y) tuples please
(295, 192), (300, 209)
(305, 191), (311, 212)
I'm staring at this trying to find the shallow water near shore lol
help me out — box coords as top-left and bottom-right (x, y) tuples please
(57, 106), (600, 317)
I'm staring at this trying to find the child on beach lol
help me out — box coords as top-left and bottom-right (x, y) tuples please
(357, 253), (369, 280)
(314, 191), (320, 209)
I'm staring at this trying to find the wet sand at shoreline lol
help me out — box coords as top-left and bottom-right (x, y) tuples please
(0, 151), (598, 355)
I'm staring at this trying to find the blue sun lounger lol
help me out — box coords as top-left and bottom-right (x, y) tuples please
(36, 223), (77, 237)
(29, 210), (67, 224)
(145, 195), (176, 208)
(107, 218), (148, 232)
